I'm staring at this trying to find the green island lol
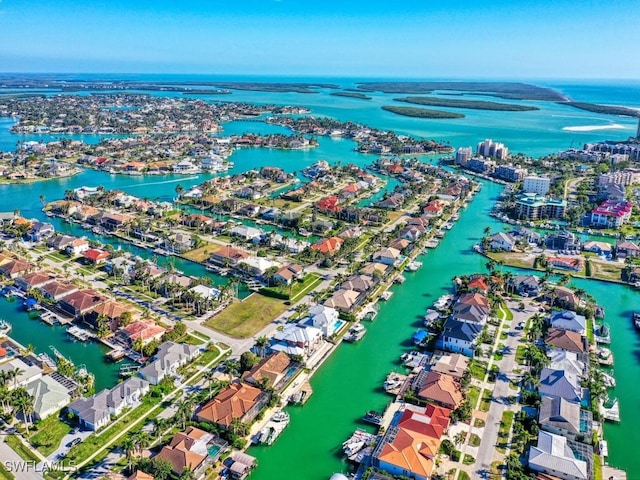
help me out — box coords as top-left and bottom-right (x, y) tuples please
(394, 95), (539, 111)
(357, 81), (567, 101)
(382, 105), (465, 119)
(329, 91), (372, 100)
(560, 100), (640, 117)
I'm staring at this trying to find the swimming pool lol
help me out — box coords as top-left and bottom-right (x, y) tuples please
(333, 320), (345, 332)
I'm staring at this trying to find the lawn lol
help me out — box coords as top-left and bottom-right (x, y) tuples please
(469, 359), (488, 381)
(497, 410), (514, 454)
(467, 386), (481, 409)
(480, 391), (492, 412)
(463, 454), (475, 465)
(487, 251), (535, 269)
(473, 418), (486, 428)
(5, 435), (40, 463)
(262, 273), (323, 302)
(469, 433), (481, 447)
(204, 293), (288, 338)
(0, 463), (14, 480)
(30, 415), (72, 456)
(594, 454), (603, 480)
(458, 471), (471, 480)
(181, 243), (219, 263)
(515, 345), (527, 365)
(589, 259), (623, 281)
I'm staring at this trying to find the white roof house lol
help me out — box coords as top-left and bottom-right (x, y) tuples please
(548, 349), (586, 378)
(0, 358), (43, 390)
(25, 375), (71, 420)
(308, 305), (340, 337)
(528, 431), (588, 480)
(230, 225), (263, 241)
(189, 284), (221, 300)
(239, 257), (281, 276)
(549, 310), (587, 335)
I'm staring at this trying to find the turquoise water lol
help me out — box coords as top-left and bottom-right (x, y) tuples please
(1, 77), (640, 473)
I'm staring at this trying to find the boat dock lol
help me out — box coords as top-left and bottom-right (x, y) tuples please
(254, 411), (290, 445)
(289, 381), (313, 405)
(67, 325), (94, 342)
(118, 363), (140, 377)
(106, 348), (126, 361)
(342, 429), (377, 463)
(383, 372), (408, 395)
(601, 398), (620, 422)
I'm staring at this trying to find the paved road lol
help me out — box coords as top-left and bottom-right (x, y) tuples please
(475, 299), (530, 476)
(0, 435), (47, 480)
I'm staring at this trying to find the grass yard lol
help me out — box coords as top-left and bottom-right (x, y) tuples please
(487, 251), (535, 269)
(497, 411), (514, 454)
(515, 345), (527, 365)
(480, 391), (492, 412)
(204, 293), (288, 338)
(5, 435), (40, 463)
(181, 243), (219, 263)
(289, 274), (323, 303)
(469, 359), (488, 381)
(463, 454), (475, 465)
(0, 463), (14, 480)
(589, 259), (623, 281)
(594, 454), (602, 480)
(469, 433), (481, 447)
(30, 415), (72, 456)
(473, 418), (486, 428)
(467, 386), (481, 409)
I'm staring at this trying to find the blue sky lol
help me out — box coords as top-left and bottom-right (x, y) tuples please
(0, 0), (638, 78)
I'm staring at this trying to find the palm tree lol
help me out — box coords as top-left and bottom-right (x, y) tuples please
(10, 368), (24, 388)
(179, 467), (196, 480)
(176, 399), (193, 430)
(152, 418), (166, 440)
(255, 336), (269, 358)
(203, 370), (216, 398)
(122, 437), (136, 473)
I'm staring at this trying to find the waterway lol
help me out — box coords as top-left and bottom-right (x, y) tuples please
(1, 77), (640, 473)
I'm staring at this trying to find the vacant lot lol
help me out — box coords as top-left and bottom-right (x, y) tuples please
(181, 242), (220, 263)
(204, 293), (288, 338)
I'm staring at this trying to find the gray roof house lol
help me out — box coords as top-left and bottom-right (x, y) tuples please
(0, 358), (43, 390)
(438, 317), (482, 358)
(548, 349), (587, 379)
(509, 275), (540, 297)
(539, 367), (582, 404)
(539, 396), (592, 443)
(550, 310), (587, 335)
(528, 431), (590, 480)
(28, 221), (55, 242)
(25, 375), (71, 420)
(67, 376), (150, 431)
(139, 342), (201, 385)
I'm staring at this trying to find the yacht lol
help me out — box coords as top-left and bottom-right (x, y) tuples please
(344, 323), (366, 342)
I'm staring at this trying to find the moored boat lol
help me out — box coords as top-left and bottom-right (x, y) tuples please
(633, 312), (640, 331)
(362, 410), (384, 425)
(344, 323), (366, 342)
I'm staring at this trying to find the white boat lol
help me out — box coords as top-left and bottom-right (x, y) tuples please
(344, 323), (366, 342)
(380, 291), (393, 301)
(0, 319), (11, 336)
(271, 411), (290, 423)
(602, 372), (616, 388)
(433, 294), (453, 311)
(404, 261), (422, 272)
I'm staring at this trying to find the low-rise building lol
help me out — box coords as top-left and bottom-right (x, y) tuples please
(242, 352), (292, 390)
(538, 368), (583, 404)
(438, 318), (482, 358)
(196, 383), (269, 429)
(138, 342), (200, 385)
(515, 193), (566, 220)
(590, 200), (633, 229)
(549, 310), (586, 335)
(528, 430), (590, 480)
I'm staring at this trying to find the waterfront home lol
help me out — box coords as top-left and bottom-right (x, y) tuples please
(239, 257), (280, 277)
(450, 304), (488, 325)
(58, 289), (106, 318)
(508, 275), (540, 297)
(156, 426), (217, 477)
(127, 471), (154, 480)
(388, 238), (411, 252)
(340, 274), (374, 293)
(230, 225), (263, 242)
(14, 271), (55, 292)
(0, 259), (35, 279)
(39, 280), (79, 301)
(545, 231), (580, 252)
(548, 257), (584, 272)
(372, 247), (401, 266)
(25, 375), (71, 420)
(311, 236), (344, 256)
(272, 263), (304, 285)
(489, 232), (516, 251)
(100, 213), (133, 231)
(315, 196), (341, 213)
(538, 368), (583, 404)
(308, 304), (340, 338)
(157, 272), (193, 296)
(543, 286), (581, 310)
(164, 233), (194, 254)
(422, 199), (446, 218)
(83, 248), (110, 265)
(324, 289), (361, 313)
(105, 256), (137, 278)
(453, 293), (490, 315)
(208, 245), (251, 268)
(548, 349), (587, 378)
(359, 262), (389, 278)
(466, 276), (489, 293)
(528, 431), (590, 480)
(510, 226), (542, 245)
(373, 403), (451, 480)
(397, 224), (426, 243)
(66, 238), (90, 255)
(47, 234), (76, 251)
(138, 342), (200, 385)
(196, 383), (269, 429)
(27, 221), (55, 242)
(545, 328), (587, 354)
(429, 352), (469, 380)
(437, 317), (482, 358)
(86, 300), (137, 333)
(413, 371), (463, 410)
(615, 240), (640, 258)
(549, 310), (587, 335)
(242, 352), (292, 390)
(582, 241), (613, 256)
(377, 193), (404, 209)
(118, 320), (167, 346)
(539, 396), (592, 443)
(590, 200), (633, 229)
(0, 358), (43, 390)
(189, 284), (221, 301)
(271, 324), (323, 357)
(173, 159), (201, 174)
(67, 377), (150, 431)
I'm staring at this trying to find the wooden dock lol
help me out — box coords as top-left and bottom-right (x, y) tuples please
(289, 381), (313, 405)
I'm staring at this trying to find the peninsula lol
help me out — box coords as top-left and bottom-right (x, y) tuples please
(394, 96), (539, 111)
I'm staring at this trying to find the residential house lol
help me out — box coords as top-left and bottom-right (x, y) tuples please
(548, 257), (584, 272)
(47, 234), (76, 251)
(548, 349), (587, 378)
(271, 324), (323, 357)
(57, 289), (106, 318)
(539, 396), (592, 443)
(545, 231), (580, 251)
(208, 246), (251, 268)
(538, 368), (583, 404)
(68, 377), (150, 431)
(165, 233), (193, 253)
(438, 318), (482, 358)
(489, 232), (516, 251)
(189, 284), (221, 301)
(0, 259), (34, 279)
(340, 274), (374, 293)
(229, 225), (263, 242)
(272, 263), (304, 285)
(227, 452), (257, 480)
(545, 328), (587, 354)
(422, 200), (446, 218)
(118, 320), (167, 346)
(138, 342), (200, 385)
(414, 371), (463, 409)
(549, 310), (587, 335)
(528, 431), (589, 480)
(429, 352), (469, 380)
(85, 300), (137, 333)
(310, 237), (344, 256)
(25, 375), (71, 420)
(466, 276), (489, 293)
(242, 352), (292, 390)
(307, 304), (340, 338)
(616, 240), (640, 258)
(66, 238), (90, 255)
(359, 262), (389, 278)
(582, 241), (613, 256)
(15, 271), (55, 292)
(83, 248), (110, 265)
(373, 404), (451, 480)
(196, 383), (269, 429)
(39, 280), (79, 301)
(0, 358), (43, 390)
(27, 222), (55, 242)
(239, 257), (281, 277)
(372, 247), (401, 266)
(324, 289), (361, 313)
(156, 427), (215, 476)
(544, 287), (582, 310)
(508, 275), (540, 297)
(315, 196), (341, 214)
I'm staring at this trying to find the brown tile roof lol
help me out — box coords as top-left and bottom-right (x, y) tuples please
(127, 472), (154, 480)
(545, 328), (586, 353)
(196, 383), (263, 428)
(121, 320), (166, 342)
(156, 427), (209, 475)
(92, 300), (134, 320)
(18, 271), (55, 288)
(417, 372), (463, 409)
(242, 352), (291, 388)
(40, 280), (78, 299)
(59, 289), (106, 314)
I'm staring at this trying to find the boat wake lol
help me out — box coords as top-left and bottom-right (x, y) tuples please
(125, 176), (200, 188)
(562, 124), (627, 132)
